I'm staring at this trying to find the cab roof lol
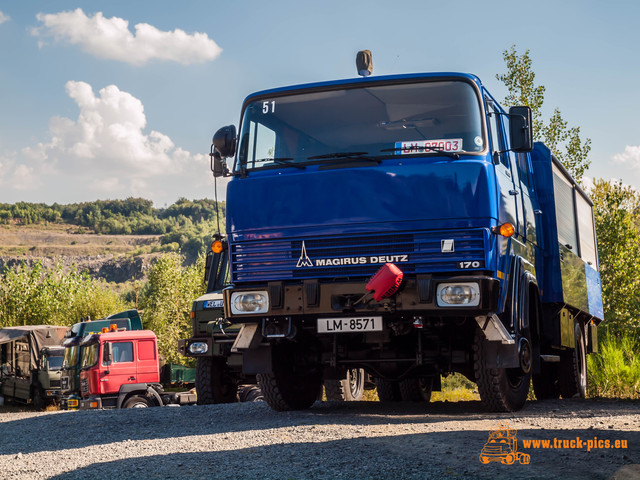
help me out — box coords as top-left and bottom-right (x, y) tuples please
(81, 329), (157, 346)
(243, 72), (483, 105)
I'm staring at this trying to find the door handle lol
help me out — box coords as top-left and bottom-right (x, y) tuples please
(509, 189), (519, 196)
(128, 376), (135, 381)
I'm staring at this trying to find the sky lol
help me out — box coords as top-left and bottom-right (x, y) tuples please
(0, 0), (639, 207)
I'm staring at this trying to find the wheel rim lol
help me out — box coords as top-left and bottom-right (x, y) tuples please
(347, 369), (364, 398)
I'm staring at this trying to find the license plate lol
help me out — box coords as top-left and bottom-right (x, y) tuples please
(204, 299), (224, 309)
(318, 316), (382, 333)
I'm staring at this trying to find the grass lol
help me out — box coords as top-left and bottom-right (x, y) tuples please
(588, 329), (640, 399)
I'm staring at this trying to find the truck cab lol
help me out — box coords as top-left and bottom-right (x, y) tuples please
(209, 71), (603, 412)
(60, 310), (143, 409)
(0, 325), (69, 409)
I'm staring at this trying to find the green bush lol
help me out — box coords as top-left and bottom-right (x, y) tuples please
(0, 261), (127, 328)
(138, 253), (206, 364)
(588, 328), (640, 399)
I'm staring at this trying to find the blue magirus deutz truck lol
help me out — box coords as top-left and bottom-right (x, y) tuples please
(208, 61), (604, 412)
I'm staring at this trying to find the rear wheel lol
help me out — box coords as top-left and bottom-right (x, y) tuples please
(196, 357), (237, 405)
(257, 340), (322, 411)
(325, 368), (365, 401)
(123, 395), (151, 408)
(375, 378), (402, 402)
(532, 361), (561, 400)
(559, 322), (587, 398)
(399, 377), (433, 402)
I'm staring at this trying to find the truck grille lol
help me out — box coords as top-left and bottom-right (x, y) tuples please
(49, 379), (61, 388)
(80, 378), (89, 395)
(231, 229), (488, 282)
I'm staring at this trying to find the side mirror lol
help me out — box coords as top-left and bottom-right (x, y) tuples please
(212, 125), (237, 159)
(508, 106), (533, 152)
(103, 342), (111, 365)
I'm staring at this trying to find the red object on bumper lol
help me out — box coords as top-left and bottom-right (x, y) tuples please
(366, 263), (404, 301)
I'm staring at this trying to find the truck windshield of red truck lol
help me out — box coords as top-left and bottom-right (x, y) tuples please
(236, 79), (485, 172)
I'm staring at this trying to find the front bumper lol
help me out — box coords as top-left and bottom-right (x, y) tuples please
(223, 275), (499, 322)
(79, 397), (103, 410)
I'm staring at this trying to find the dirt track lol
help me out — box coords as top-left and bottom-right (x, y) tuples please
(0, 398), (638, 479)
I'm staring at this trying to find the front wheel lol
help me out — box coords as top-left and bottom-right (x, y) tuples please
(474, 328), (531, 412)
(196, 357), (238, 405)
(257, 339), (322, 411)
(123, 395), (151, 408)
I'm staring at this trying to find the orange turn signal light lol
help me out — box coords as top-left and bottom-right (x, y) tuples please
(211, 240), (224, 254)
(492, 223), (515, 237)
(190, 311), (195, 319)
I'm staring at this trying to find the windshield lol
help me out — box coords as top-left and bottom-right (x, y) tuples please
(236, 80), (484, 172)
(80, 343), (99, 369)
(47, 355), (64, 371)
(62, 346), (79, 369)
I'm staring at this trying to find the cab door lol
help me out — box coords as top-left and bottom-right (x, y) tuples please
(487, 99), (521, 236)
(100, 341), (136, 395)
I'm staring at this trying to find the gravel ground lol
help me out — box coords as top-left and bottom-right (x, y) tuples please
(0, 398), (639, 480)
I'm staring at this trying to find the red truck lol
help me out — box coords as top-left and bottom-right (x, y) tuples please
(78, 330), (196, 409)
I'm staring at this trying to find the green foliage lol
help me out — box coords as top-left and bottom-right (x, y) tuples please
(0, 261), (126, 328)
(0, 197), (225, 265)
(588, 328), (640, 399)
(497, 45), (591, 182)
(138, 253), (206, 364)
(590, 179), (640, 333)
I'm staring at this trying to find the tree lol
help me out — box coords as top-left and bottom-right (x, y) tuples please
(496, 46), (592, 183)
(589, 179), (640, 333)
(139, 253), (206, 364)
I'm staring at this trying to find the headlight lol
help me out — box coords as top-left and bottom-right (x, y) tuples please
(436, 283), (480, 307)
(189, 342), (208, 354)
(230, 291), (269, 314)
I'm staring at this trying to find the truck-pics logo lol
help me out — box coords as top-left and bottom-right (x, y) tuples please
(296, 241), (409, 268)
(479, 424), (530, 465)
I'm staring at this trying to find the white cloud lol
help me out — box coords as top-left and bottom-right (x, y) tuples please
(32, 8), (222, 65)
(5, 81), (214, 204)
(0, 11), (10, 24)
(613, 145), (640, 168)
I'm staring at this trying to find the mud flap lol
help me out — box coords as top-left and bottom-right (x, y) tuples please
(242, 346), (272, 375)
(481, 341), (520, 369)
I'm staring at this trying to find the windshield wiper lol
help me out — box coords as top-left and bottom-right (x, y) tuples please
(307, 151), (381, 164)
(255, 157), (306, 169)
(380, 146), (460, 159)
